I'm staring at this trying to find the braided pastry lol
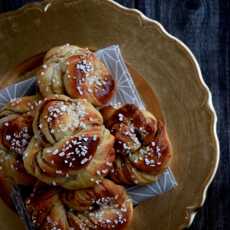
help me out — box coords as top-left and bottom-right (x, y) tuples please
(26, 179), (133, 230)
(37, 44), (115, 107)
(0, 96), (39, 206)
(23, 95), (115, 189)
(0, 96), (39, 184)
(100, 104), (172, 185)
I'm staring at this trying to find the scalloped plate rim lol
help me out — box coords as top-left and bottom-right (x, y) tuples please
(0, 0), (220, 229)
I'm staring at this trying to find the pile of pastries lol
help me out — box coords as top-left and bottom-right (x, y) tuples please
(0, 44), (172, 229)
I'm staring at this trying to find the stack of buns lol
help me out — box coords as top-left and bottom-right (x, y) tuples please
(0, 44), (172, 230)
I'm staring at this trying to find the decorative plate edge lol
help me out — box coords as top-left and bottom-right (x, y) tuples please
(102, 2), (219, 228)
(0, 0), (220, 229)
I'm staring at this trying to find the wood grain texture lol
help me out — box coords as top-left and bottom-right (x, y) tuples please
(0, 0), (228, 230)
(116, 1), (230, 229)
(133, 2), (229, 230)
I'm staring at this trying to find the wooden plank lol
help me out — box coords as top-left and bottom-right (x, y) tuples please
(0, 0), (38, 12)
(117, 1), (230, 229)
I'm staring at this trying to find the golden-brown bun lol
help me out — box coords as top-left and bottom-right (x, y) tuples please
(44, 44), (89, 64)
(37, 44), (115, 107)
(0, 96), (39, 207)
(26, 179), (133, 230)
(23, 95), (115, 189)
(100, 104), (172, 185)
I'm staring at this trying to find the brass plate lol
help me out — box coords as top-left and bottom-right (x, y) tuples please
(0, 0), (219, 229)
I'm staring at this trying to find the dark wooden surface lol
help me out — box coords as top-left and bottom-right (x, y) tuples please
(0, 0), (229, 229)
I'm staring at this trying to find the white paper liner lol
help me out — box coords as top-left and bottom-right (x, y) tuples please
(0, 45), (177, 205)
